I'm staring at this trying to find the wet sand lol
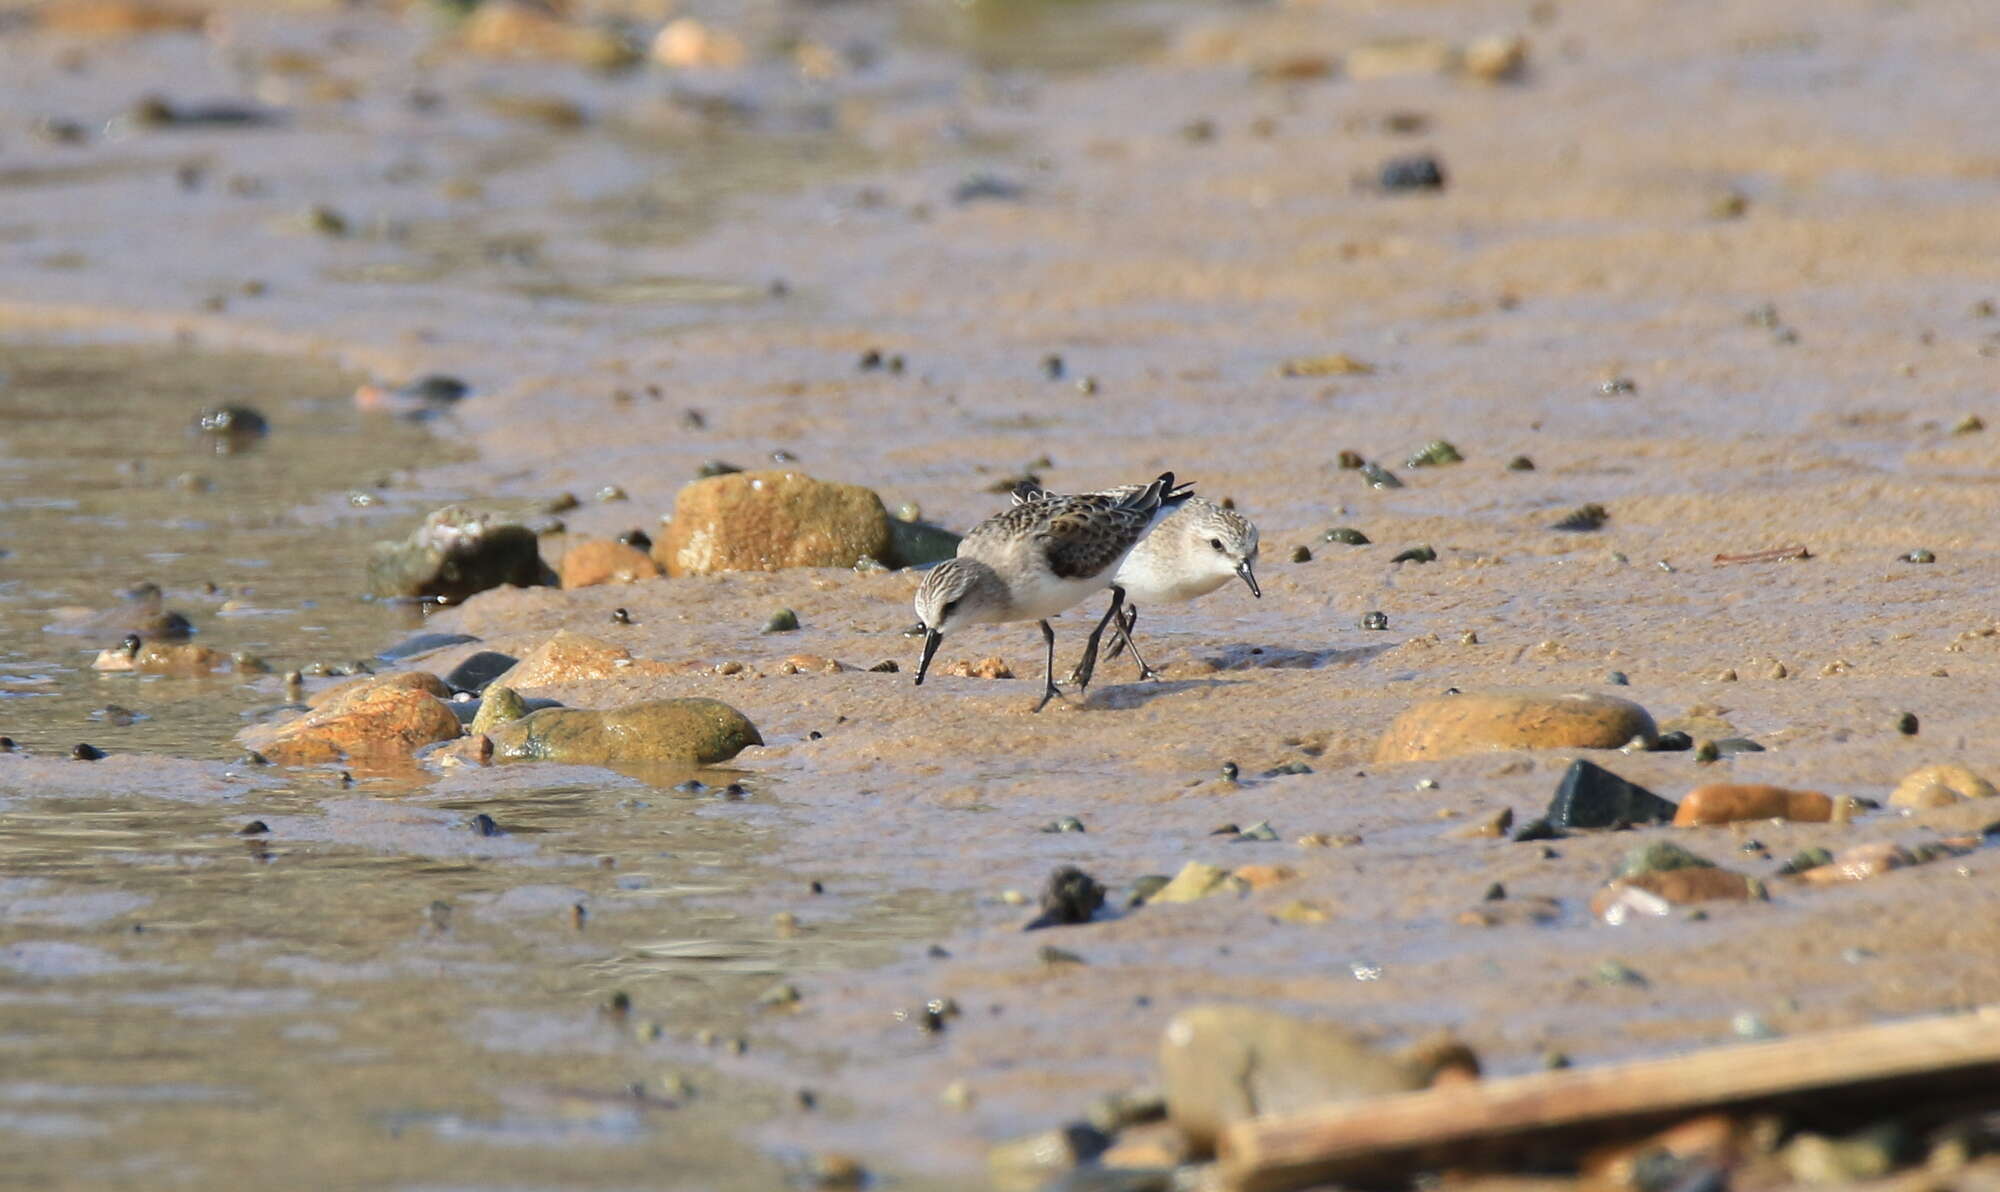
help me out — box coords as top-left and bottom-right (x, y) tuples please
(7, 0), (2000, 1184)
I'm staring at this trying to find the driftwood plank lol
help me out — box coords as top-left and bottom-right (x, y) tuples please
(1219, 1011), (2000, 1192)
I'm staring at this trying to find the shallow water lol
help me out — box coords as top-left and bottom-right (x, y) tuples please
(0, 342), (447, 758)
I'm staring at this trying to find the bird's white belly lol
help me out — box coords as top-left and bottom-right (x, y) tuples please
(1114, 552), (1230, 606)
(1004, 567), (1113, 622)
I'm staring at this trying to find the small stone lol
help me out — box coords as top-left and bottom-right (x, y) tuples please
(1548, 759), (1677, 829)
(1025, 866), (1106, 930)
(763, 608), (800, 634)
(559, 540), (661, 589)
(807, 1152), (866, 1189)
(1220, 761), (1240, 782)
(1903, 548), (1936, 563)
(1390, 545), (1437, 564)
(1511, 817), (1564, 842)
(1358, 461), (1403, 489)
(1599, 377), (1638, 395)
(1455, 807), (1514, 838)
(1889, 763), (1995, 808)
(1360, 610), (1389, 631)
(1551, 503), (1609, 532)
(1507, 455), (1536, 471)
(1291, 545), (1313, 563)
(987, 1124), (1110, 1187)
(1605, 671), (1629, 686)
(1280, 354), (1375, 379)
(1694, 739), (1722, 763)
(1404, 440), (1463, 468)
(1653, 731), (1694, 751)
(1040, 816), (1087, 834)
(470, 813), (503, 837)
(656, 471), (894, 576)
(1894, 711), (1919, 736)
(367, 506), (552, 603)
(444, 651), (520, 696)
(1376, 691), (1658, 763)
(1127, 875), (1171, 906)
(1147, 861), (1240, 904)
(71, 743), (105, 761)
(1160, 1005), (1464, 1149)
(757, 983), (802, 1009)
(486, 699), (761, 767)
(1232, 864), (1297, 891)
(1337, 450), (1367, 469)
(1379, 154), (1447, 191)
(1673, 783), (1834, 826)
(470, 685), (531, 735)
(1595, 960), (1648, 987)
(1322, 527), (1370, 545)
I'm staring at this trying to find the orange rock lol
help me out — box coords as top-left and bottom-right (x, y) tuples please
(1590, 869), (1763, 919)
(777, 654), (847, 674)
(1795, 842), (1916, 885)
(558, 539), (662, 589)
(1373, 690), (1655, 763)
(37, 0), (206, 35)
(1233, 864), (1298, 891)
(461, 0), (638, 69)
(239, 675), (461, 765)
(649, 17), (747, 69)
(491, 630), (632, 690)
(92, 641), (229, 676)
(307, 669), (449, 709)
(1673, 783), (1832, 826)
(1585, 1114), (1745, 1185)
(940, 657), (1013, 679)
(655, 470), (892, 576)
(1099, 1123), (1189, 1171)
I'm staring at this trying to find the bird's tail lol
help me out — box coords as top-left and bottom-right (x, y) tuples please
(1127, 471), (1193, 515)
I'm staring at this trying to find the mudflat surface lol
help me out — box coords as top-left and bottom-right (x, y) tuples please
(5, 0), (2000, 1185)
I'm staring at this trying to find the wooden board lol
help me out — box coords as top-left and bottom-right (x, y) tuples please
(1219, 1010), (2000, 1192)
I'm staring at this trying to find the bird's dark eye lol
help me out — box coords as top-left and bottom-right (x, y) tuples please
(1209, 538), (1225, 552)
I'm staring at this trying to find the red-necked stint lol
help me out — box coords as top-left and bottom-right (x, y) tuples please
(1015, 484), (1259, 681)
(913, 471), (1192, 711)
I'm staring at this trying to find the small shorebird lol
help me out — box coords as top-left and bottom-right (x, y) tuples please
(1015, 484), (1260, 682)
(913, 472), (1191, 711)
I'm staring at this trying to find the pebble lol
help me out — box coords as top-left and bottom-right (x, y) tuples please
(1548, 759), (1677, 828)
(238, 673), (462, 766)
(1040, 816), (1087, 834)
(1025, 866), (1106, 930)
(1358, 461), (1403, 488)
(1404, 439), (1462, 467)
(1291, 545), (1313, 563)
(1375, 691), (1658, 763)
(1551, 503), (1609, 531)
(486, 699), (761, 766)
(1360, 610), (1389, 630)
(1321, 527), (1370, 545)
(1159, 1005), (1462, 1149)
(763, 608), (801, 634)
(1507, 455), (1535, 471)
(655, 471), (894, 576)
(987, 1124), (1110, 1188)
(1147, 861), (1239, 903)
(1904, 548), (1936, 563)
(71, 743), (105, 761)
(1888, 762), (1995, 809)
(367, 506), (551, 603)
(558, 540), (661, 589)
(1673, 783), (1834, 826)
(444, 651), (520, 696)
(1379, 154), (1447, 191)
(1390, 545), (1437, 564)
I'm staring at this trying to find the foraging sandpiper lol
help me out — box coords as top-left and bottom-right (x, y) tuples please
(1015, 484), (1259, 681)
(913, 472), (1191, 711)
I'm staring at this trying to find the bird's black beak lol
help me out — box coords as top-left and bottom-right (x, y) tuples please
(1237, 559), (1262, 599)
(914, 628), (943, 685)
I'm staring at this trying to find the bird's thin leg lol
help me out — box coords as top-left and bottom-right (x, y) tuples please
(1073, 587), (1126, 694)
(1114, 605), (1161, 681)
(1033, 619), (1062, 712)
